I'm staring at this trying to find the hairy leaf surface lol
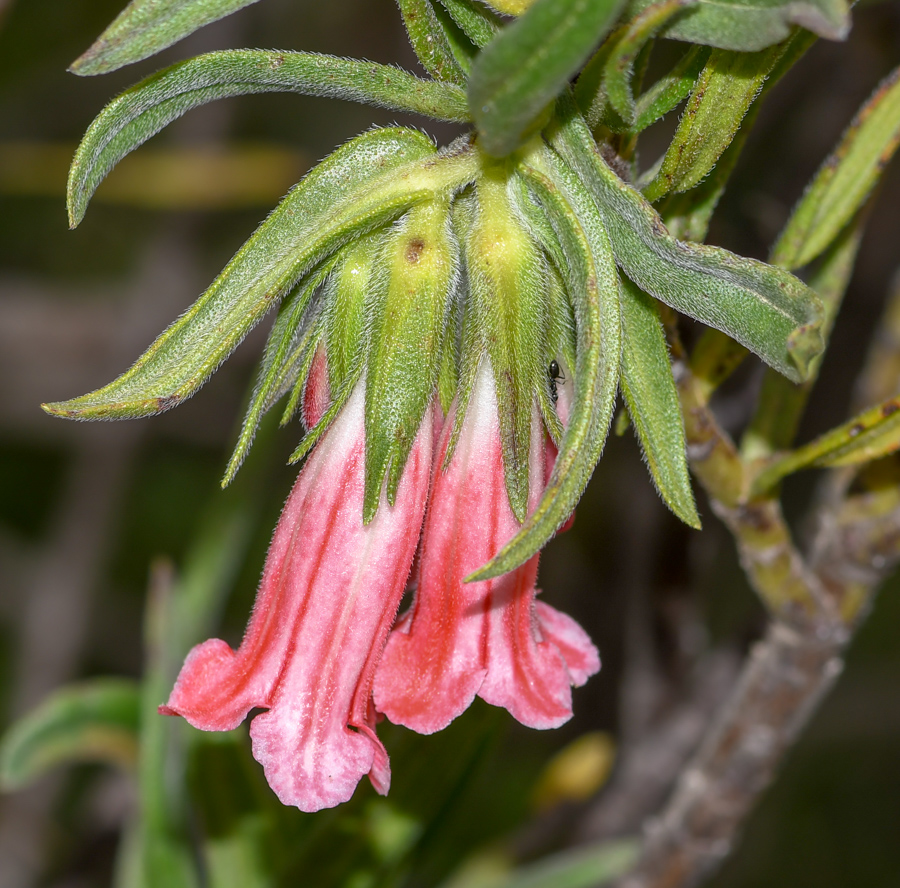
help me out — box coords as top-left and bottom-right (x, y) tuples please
(549, 96), (823, 383)
(773, 65), (900, 270)
(68, 50), (470, 226)
(46, 131), (481, 420)
(72, 0), (262, 75)
(620, 277), (699, 527)
(469, 0), (625, 157)
(642, 43), (787, 201)
(471, 147), (620, 580)
(623, 0), (849, 51)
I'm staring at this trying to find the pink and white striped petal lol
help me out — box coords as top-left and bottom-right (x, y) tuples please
(374, 362), (599, 734)
(162, 386), (432, 811)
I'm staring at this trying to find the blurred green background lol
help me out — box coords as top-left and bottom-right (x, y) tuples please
(0, 0), (899, 885)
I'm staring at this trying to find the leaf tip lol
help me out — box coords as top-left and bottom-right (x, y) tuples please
(41, 401), (75, 419)
(220, 464), (238, 490)
(665, 485), (701, 530)
(68, 48), (103, 78)
(463, 560), (502, 583)
(681, 507), (702, 530)
(786, 317), (825, 382)
(66, 182), (86, 229)
(464, 530), (537, 583)
(68, 34), (121, 77)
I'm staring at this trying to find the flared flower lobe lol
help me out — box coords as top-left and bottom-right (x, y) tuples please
(374, 363), (598, 734)
(162, 385), (432, 811)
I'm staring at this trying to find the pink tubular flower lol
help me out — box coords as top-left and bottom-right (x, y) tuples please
(373, 361), (599, 734)
(160, 383), (433, 812)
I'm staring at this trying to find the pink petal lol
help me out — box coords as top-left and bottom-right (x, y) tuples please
(302, 346), (331, 429)
(476, 562), (575, 730)
(375, 362), (596, 733)
(534, 600), (600, 687)
(163, 386), (432, 811)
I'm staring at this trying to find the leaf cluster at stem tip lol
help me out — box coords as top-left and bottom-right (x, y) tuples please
(47, 0), (874, 576)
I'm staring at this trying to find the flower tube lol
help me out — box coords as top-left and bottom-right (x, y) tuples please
(161, 385), (433, 811)
(374, 362), (599, 734)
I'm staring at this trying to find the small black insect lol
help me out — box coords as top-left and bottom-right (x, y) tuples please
(548, 359), (566, 404)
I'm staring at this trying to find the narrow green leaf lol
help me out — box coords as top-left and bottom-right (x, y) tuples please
(548, 96), (824, 383)
(325, 233), (385, 393)
(773, 65), (900, 270)
(438, 0), (501, 48)
(509, 170), (567, 271)
(71, 0), (261, 75)
(620, 277), (699, 527)
(441, 192), (484, 461)
(262, 304), (322, 424)
(280, 316), (328, 431)
(658, 29), (814, 241)
(364, 197), (457, 519)
(604, 0), (694, 127)
(0, 680), (140, 790)
(44, 132), (477, 421)
(633, 45), (710, 132)
(642, 42), (788, 202)
(188, 734), (276, 888)
(137, 499), (256, 888)
(469, 145), (620, 580)
(494, 839), (639, 888)
(437, 284), (463, 415)
(468, 0), (626, 157)
(658, 103), (757, 242)
(623, 0), (849, 52)
(430, 1), (482, 73)
(223, 263), (333, 486)
(287, 361), (359, 465)
(510, 176), (578, 446)
(742, 216), (864, 460)
(67, 50), (470, 227)
(573, 38), (618, 132)
(538, 269), (575, 445)
(752, 394), (900, 496)
(507, 173), (577, 444)
(397, 0), (468, 85)
(278, 235), (385, 456)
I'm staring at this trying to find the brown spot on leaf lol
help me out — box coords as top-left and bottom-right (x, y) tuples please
(882, 402), (900, 418)
(156, 394), (180, 412)
(406, 238), (425, 263)
(651, 216), (669, 238)
(850, 423), (865, 437)
(600, 144), (631, 182)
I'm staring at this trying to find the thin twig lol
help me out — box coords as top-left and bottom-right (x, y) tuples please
(614, 337), (900, 887)
(617, 620), (845, 888)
